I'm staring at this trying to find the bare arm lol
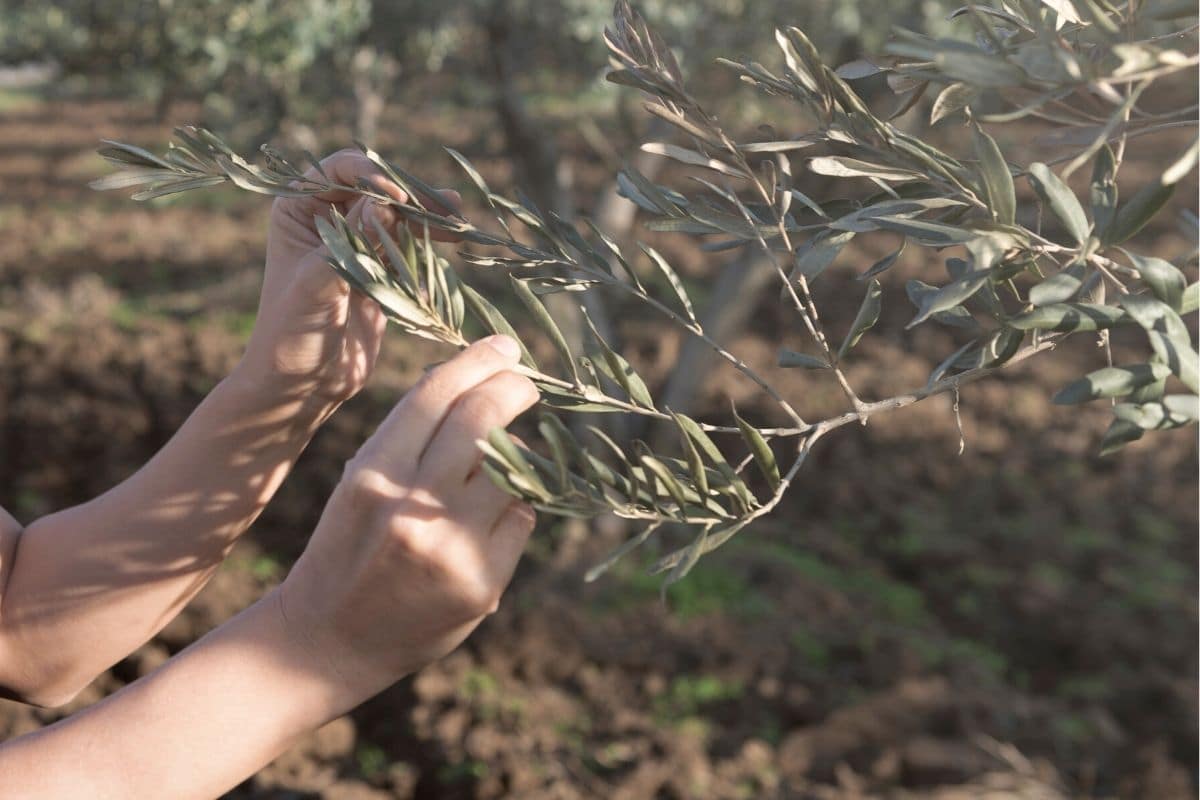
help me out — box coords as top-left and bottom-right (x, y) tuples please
(0, 151), (456, 707)
(0, 337), (537, 799)
(0, 370), (333, 707)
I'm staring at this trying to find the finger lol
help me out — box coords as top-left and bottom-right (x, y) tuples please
(486, 502), (537, 588)
(367, 336), (524, 474)
(417, 370), (539, 487)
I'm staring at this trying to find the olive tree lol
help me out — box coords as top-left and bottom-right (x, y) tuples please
(94, 0), (1198, 587)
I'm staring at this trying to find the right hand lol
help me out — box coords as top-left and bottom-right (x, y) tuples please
(277, 336), (539, 704)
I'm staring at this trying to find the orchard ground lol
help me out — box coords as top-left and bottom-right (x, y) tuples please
(0, 82), (1196, 799)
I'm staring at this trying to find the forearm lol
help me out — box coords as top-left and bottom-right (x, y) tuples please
(0, 367), (333, 705)
(0, 588), (365, 800)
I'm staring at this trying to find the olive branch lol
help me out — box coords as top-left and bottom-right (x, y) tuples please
(91, 0), (1198, 587)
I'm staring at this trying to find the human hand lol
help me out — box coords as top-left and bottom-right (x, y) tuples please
(239, 149), (461, 404)
(278, 335), (539, 704)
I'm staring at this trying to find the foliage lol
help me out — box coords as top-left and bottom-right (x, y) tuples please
(92, 1), (1198, 585)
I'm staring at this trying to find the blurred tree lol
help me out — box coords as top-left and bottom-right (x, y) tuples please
(0, 0), (370, 143)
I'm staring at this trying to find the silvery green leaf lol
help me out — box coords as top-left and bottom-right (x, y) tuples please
(129, 176), (228, 200)
(641, 143), (749, 178)
(738, 139), (818, 153)
(641, 245), (697, 324)
(793, 230), (855, 280)
(1164, 394), (1200, 423)
(97, 139), (175, 170)
(983, 326), (1024, 367)
(1105, 181), (1176, 245)
(372, 218), (418, 291)
(859, 241), (906, 281)
(927, 339), (979, 386)
(935, 51), (1027, 87)
(650, 518), (753, 574)
(838, 280), (883, 360)
(776, 27), (823, 94)
(1104, 142), (1190, 245)
(89, 168), (178, 191)
(670, 413), (709, 496)
(732, 404), (779, 492)
(1182, 283), (1199, 315)
(1039, 0), (1083, 23)
(906, 272), (991, 329)
(480, 429), (552, 502)
(1009, 303), (1130, 332)
(510, 275), (580, 385)
(930, 82), (978, 125)
(1090, 145), (1119, 240)
(1113, 401), (1194, 431)
(1027, 163), (1090, 246)
(779, 350), (831, 369)
(640, 454), (690, 513)
(836, 59), (886, 79)
(809, 157), (924, 182)
(586, 336), (655, 409)
(1098, 418), (1144, 456)
(1053, 363), (1173, 404)
(585, 522), (663, 583)
(873, 216), (976, 245)
(1118, 294), (1199, 392)
(973, 125), (1015, 226)
(785, 188), (829, 218)
(1029, 261), (1087, 306)
(658, 525), (711, 591)
(1123, 251), (1187, 310)
(831, 198), (963, 233)
(443, 147), (492, 197)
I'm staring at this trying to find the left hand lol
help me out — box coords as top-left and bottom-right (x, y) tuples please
(239, 149), (461, 404)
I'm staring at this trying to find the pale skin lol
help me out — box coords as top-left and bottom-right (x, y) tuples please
(0, 152), (537, 797)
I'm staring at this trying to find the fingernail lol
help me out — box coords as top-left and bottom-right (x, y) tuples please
(485, 335), (521, 358)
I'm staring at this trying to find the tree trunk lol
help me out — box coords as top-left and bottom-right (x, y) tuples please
(351, 45), (398, 150)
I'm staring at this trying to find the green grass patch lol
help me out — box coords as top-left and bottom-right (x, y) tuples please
(653, 674), (744, 723)
(0, 87), (44, 112)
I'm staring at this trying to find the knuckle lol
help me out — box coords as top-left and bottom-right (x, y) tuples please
(341, 465), (398, 509)
(462, 582), (501, 618)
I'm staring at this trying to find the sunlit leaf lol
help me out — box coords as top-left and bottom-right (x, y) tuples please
(1027, 163), (1090, 246)
(1053, 363), (1172, 404)
(838, 279), (883, 359)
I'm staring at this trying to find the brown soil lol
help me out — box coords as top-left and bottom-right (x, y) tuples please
(0, 94), (1195, 799)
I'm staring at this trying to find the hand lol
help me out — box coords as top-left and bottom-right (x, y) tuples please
(239, 149), (461, 404)
(278, 336), (539, 703)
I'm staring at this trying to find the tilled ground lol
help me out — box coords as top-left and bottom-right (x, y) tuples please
(0, 95), (1195, 799)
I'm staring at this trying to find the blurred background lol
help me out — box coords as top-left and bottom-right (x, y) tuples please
(0, 1), (1196, 797)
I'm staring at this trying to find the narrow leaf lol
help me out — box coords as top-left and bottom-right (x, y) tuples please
(732, 404), (780, 491)
(859, 241), (905, 280)
(779, 350), (831, 369)
(510, 275), (580, 385)
(973, 125), (1015, 225)
(1123, 251), (1187, 310)
(1027, 163), (1090, 246)
(1090, 144), (1118, 239)
(1029, 261), (1087, 306)
(641, 245), (697, 324)
(838, 279), (883, 359)
(1053, 363), (1173, 404)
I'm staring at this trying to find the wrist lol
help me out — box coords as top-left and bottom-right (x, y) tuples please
(275, 572), (407, 709)
(223, 360), (341, 429)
